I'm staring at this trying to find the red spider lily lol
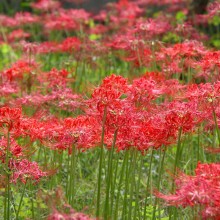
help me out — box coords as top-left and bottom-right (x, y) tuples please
(137, 115), (173, 151)
(0, 137), (22, 162)
(64, 116), (101, 151)
(0, 82), (18, 96)
(58, 8), (90, 23)
(134, 17), (171, 38)
(156, 162), (220, 219)
(47, 187), (95, 220)
(7, 29), (30, 43)
(155, 40), (207, 77)
(88, 74), (129, 112)
(112, 0), (143, 21)
(0, 15), (18, 27)
(20, 41), (39, 56)
(44, 13), (77, 31)
(195, 51), (220, 80)
(17, 114), (75, 151)
(156, 40), (207, 73)
(128, 75), (164, 106)
(163, 101), (203, 137)
(106, 33), (138, 50)
(106, 33), (152, 66)
(31, 0), (61, 11)
(18, 115), (99, 152)
(207, 1), (220, 18)
(48, 209), (95, 220)
(182, 83), (220, 102)
(37, 41), (60, 54)
(89, 24), (109, 35)
(9, 159), (47, 184)
(85, 74), (199, 151)
(136, 0), (188, 13)
(11, 89), (83, 112)
(2, 59), (38, 82)
(14, 12), (40, 26)
(37, 68), (70, 89)
(60, 37), (81, 52)
(93, 10), (108, 22)
(176, 82), (220, 131)
(0, 107), (21, 131)
(20, 117), (65, 145)
(192, 14), (210, 26)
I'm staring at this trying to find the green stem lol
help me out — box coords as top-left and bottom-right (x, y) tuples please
(172, 127), (182, 192)
(69, 145), (76, 206)
(152, 148), (166, 220)
(4, 128), (10, 220)
(143, 149), (154, 220)
(16, 180), (28, 220)
(104, 129), (118, 220)
(114, 150), (129, 220)
(134, 154), (144, 220)
(110, 152), (120, 217)
(96, 106), (107, 217)
(122, 150), (134, 220)
(128, 150), (138, 220)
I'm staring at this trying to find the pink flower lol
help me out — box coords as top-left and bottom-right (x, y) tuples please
(10, 159), (46, 184)
(156, 162), (220, 219)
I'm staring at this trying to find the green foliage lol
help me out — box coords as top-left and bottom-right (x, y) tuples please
(175, 11), (186, 23)
(141, 205), (169, 220)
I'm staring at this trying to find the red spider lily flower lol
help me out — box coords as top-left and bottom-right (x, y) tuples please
(0, 137), (22, 162)
(11, 89), (83, 113)
(137, 115), (173, 151)
(134, 17), (171, 38)
(44, 13), (77, 31)
(195, 51), (220, 80)
(193, 14), (210, 26)
(58, 8), (90, 23)
(0, 82), (18, 96)
(0, 15), (18, 27)
(20, 41), (39, 55)
(163, 101), (202, 137)
(9, 159), (47, 184)
(47, 188), (95, 220)
(207, 1), (220, 18)
(2, 59), (38, 82)
(8, 29), (30, 43)
(156, 40), (207, 77)
(48, 208), (95, 220)
(60, 37), (81, 52)
(156, 40), (207, 65)
(37, 41), (60, 54)
(136, 0), (188, 13)
(89, 24), (109, 35)
(128, 76), (164, 106)
(88, 74), (129, 113)
(18, 116), (75, 152)
(37, 68), (69, 89)
(14, 12), (40, 26)
(0, 107), (21, 131)
(156, 162), (220, 219)
(111, 0), (143, 21)
(93, 10), (108, 22)
(64, 116), (101, 151)
(31, 0), (61, 11)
